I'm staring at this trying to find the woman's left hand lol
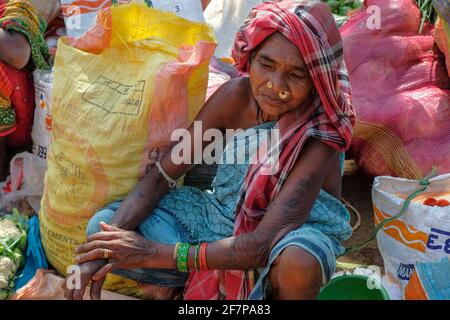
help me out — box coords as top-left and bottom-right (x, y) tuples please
(75, 222), (157, 280)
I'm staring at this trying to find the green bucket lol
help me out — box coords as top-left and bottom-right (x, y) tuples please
(317, 274), (390, 300)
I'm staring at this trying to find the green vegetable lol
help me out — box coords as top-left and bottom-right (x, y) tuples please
(321, 0), (362, 16)
(0, 209), (28, 300)
(0, 256), (15, 289)
(416, 0), (438, 34)
(0, 289), (10, 300)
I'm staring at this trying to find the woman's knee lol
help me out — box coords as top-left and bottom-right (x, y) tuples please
(86, 210), (115, 236)
(268, 246), (323, 300)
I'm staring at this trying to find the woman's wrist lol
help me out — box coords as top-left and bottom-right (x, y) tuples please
(143, 242), (174, 269)
(110, 169), (168, 230)
(173, 242), (210, 272)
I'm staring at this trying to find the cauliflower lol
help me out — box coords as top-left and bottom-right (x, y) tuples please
(0, 219), (21, 241)
(0, 256), (16, 289)
(0, 211), (28, 299)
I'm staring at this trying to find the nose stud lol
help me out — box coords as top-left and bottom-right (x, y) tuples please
(267, 80), (290, 100)
(278, 90), (290, 100)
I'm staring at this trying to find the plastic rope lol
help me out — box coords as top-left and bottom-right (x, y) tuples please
(341, 197), (362, 232)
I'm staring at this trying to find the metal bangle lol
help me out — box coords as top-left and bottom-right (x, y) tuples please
(155, 161), (181, 189)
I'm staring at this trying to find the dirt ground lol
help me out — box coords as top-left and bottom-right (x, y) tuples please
(339, 160), (384, 270)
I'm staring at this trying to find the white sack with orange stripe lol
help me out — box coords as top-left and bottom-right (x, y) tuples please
(32, 70), (53, 160)
(373, 174), (450, 299)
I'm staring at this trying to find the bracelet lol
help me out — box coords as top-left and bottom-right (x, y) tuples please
(194, 244), (201, 271)
(199, 243), (209, 271)
(173, 242), (180, 271)
(156, 161), (181, 189)
(176, 242), (191, 272)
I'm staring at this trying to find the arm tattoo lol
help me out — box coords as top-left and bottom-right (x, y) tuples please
(280, 178), (311, 218)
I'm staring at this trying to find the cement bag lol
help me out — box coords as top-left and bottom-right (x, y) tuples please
(60, 1), (150, 38)
(340, 0), (450, 179)
(32, 70), (53, 160)
(372, 174), (450, 299)
(61, 0), (204, 38)
(39, 4), (216, 293)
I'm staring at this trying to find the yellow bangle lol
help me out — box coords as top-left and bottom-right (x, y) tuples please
(194, 244), (200, 271)
(173, 242), (180, 270)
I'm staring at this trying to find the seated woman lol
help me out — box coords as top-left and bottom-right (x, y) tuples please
(0, 0), (51, 180)
(66, 0), (356, 300)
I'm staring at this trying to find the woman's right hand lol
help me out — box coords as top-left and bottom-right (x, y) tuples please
(63, 259), (108, 300)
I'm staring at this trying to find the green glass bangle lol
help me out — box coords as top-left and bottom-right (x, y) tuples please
(194, 244), (201, 271)
(177, 242), (190, 272)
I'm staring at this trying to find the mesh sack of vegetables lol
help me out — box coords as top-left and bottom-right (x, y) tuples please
(340, 0), (450, 179)
(0, 210), (28, 300)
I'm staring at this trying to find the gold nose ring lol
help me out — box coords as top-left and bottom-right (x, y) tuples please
(266, 81), (273, 89)
(278, 90), (290, 100)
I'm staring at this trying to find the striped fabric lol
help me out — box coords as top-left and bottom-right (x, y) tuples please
(184, 0), (355, 300)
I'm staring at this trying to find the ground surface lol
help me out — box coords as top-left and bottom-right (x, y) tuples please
(339, 160), (384, 270)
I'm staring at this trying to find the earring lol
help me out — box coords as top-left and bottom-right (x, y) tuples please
(266, 81), (273, 89)
(278, 90), (290, 100)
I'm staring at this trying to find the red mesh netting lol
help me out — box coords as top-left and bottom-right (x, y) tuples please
(341, 0), (450, 178)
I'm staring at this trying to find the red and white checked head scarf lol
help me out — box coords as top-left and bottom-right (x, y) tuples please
(185, 0), (356, 300)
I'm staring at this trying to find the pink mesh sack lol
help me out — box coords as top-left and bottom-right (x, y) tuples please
(340, 0), (450, 178)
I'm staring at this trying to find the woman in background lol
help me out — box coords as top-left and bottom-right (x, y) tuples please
(0, 0), (52, 180)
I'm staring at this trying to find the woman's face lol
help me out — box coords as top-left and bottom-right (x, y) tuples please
(249, 32), (313, 118)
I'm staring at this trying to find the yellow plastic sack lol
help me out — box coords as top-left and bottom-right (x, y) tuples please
(39, 4), (216, 295)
